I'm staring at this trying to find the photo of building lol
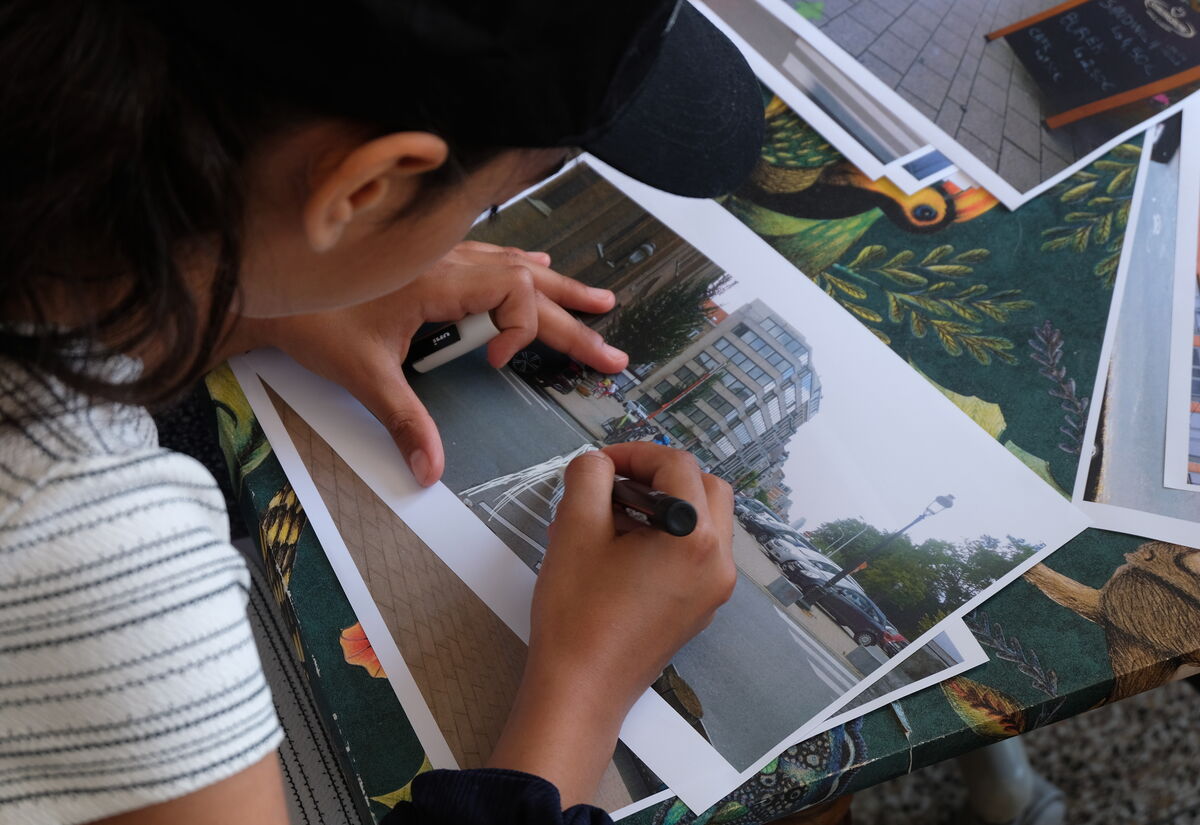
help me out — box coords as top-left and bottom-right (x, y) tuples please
(627, 300), (820, 519)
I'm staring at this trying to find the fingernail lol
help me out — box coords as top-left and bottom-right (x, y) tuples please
(409, 450), (431, 486)
(603, 344), (627, 361)
(588, 287), (614, 303)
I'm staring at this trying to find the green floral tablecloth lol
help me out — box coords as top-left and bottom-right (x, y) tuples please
(206, 100), (1200, 824)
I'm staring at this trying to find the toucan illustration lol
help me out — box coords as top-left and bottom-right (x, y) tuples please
(724, 97), (998, 277)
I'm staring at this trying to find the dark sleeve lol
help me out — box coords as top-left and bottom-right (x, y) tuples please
(381, 769), (614, 825)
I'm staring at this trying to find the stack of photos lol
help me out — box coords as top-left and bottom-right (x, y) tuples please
(1164, 103), (1200, 493)
(238, 152), (1087, 814)
(1077, 106), (1200, 546)
(701, 0), (1200, 207)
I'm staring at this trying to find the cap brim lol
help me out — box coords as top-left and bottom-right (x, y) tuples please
(583, 2), (764, 199)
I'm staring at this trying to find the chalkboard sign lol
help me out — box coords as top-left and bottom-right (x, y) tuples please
(990, 0), (1200, 127)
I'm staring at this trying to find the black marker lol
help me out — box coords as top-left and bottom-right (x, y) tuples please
(613, 478), (697, 537)
(406, 313), (500, 373)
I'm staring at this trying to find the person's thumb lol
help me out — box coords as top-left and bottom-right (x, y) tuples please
(552, 450), (616, 539)
(360, 373), (444, 487)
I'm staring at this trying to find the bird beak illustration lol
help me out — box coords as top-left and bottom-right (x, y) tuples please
(944, 182), (1000, 223)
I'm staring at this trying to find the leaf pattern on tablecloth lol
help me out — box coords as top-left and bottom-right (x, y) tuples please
(942, 677), (1026, 737)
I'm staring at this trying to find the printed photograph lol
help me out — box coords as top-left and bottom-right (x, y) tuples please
(1078, 123), (1200, 543)
(702, 0), (954, 191)
(1188, 236), (1200, 486)
(400, 162), (1067, 771)
(754, 0), (1199, 199)
(261, 384), (668, 814)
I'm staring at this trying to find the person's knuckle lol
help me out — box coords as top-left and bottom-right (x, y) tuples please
(505, 264), (535, 291)
(381, 409), (421, 444)
(718, 564), (737, 603)
(569, 450), (611, 474)
(501, 250), (529, 267)
(707, 474), (733, 498)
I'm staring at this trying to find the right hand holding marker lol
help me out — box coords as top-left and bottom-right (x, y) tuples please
(535, 443), (736, 699)
(486, 443), (734, 807)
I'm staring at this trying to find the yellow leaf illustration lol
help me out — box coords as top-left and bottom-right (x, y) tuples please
(1004, 441), (1069, 499)
(204, 364), (272, 483)
(340, 622), (387, 678)
(371, 757), (433, 809)
(908, 362), (1007, 439)
(942, 677), (1026, 737)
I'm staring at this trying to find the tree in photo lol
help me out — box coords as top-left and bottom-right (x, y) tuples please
(603, 271), (732, 371)
(806, 518), (1042, 638)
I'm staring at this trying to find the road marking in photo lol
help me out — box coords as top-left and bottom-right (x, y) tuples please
(773, 605), (858, 688)
(498, 368), (550, 410)
(478, 503), (547, 554)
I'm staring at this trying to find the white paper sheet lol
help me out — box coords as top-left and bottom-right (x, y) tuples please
(1163, 103), (1200, 492)
(1070, 111), (1200, 544)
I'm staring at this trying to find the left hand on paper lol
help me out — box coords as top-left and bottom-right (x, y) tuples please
(254, 241), (628, 485)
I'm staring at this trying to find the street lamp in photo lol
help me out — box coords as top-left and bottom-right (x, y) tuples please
(803, 494), (956, 602)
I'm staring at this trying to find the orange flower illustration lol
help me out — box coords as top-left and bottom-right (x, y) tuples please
(339, 622), (387, 678)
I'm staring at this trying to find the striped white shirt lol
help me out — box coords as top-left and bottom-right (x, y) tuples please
(0, 358), (282, 825)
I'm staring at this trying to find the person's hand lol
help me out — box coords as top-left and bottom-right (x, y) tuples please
(256, 241), (628, 484)
(487, 443), (735, 806)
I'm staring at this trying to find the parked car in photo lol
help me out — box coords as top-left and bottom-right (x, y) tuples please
(735, 496), (782, 522)
(777, 552), (844, 591)
(507, 341), (583, 394)
(881, 626), (908, 656)
(808, 584), (893, 649)
(759, 537), (811, 565)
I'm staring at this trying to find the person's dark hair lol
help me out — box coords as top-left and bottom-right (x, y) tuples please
(0, 0), (503, 411)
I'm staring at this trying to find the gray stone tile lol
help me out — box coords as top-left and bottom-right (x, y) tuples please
(920, 43), (963, 81)
(998, 139), (1041, 191)
(816, 0), (856, 20)
(1041, 126), (1078, 162)
(1003, 109), (1044, 160)
(846, 0), (894, 36)
(819, 13), (877, 57)
(942, 9), (976, 39)
(936, 100), (965, 135)
(908, 96), (940, 122)
(1041, 148), (1072, 182)
(906, 3), (942, 33)
(859, 51), (903, 88)
(954, 128), (1001, 170)
(960, 102), (1004, 150)
(1006, 80), (1042, 124)
(901, 62), (952, 108)
(890, 14), (934, 49)
(970, 74), (1009, 114)
(867, 30), (919, 74)
(939, 28), (971, 63)
(948, 70), (974, 105)
(920, 0), (954, 16)
(978, 53), (1010, 88)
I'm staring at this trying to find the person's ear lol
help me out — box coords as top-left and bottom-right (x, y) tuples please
(303, 132), (449, 252)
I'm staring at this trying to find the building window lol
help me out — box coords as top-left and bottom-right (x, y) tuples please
(697, 351), (719, 371)
(715, 436), (736, 458)
(674, 366), (697, 385)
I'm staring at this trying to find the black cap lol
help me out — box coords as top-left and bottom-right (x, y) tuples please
(152, 1), (763, 198)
